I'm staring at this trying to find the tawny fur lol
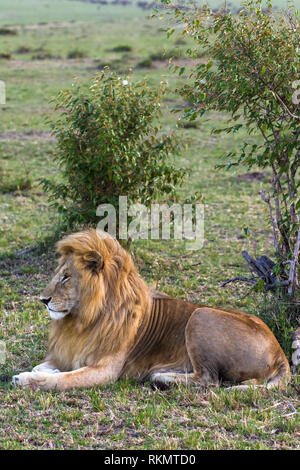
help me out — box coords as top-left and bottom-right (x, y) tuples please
(12, 229), (290, 391)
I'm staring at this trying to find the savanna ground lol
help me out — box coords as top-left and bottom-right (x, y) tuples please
(0, 0), (299, 450)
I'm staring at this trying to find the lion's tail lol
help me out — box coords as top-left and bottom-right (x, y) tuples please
(225, 359), (291, 391)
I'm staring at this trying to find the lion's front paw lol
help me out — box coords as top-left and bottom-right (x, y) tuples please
(12, 371), (56, 390)
(12, 371), (36, 387)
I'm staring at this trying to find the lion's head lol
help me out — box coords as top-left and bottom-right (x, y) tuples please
(40, 251), (82, 320)
(40, 229), (148, 327)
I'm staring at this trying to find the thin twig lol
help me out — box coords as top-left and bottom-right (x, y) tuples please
(260, 190), (280, 255)
(288, 223), (300, 296)
(220, 276), (257, 288)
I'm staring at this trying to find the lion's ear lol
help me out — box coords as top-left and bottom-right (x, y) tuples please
(82, 251), (104, 275)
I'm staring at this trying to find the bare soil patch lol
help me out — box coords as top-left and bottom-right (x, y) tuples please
(0, 131), (55, 142)
(238, 172), (267, 182)
(9, 58), (95, 70)
(15, 21), (84, 31)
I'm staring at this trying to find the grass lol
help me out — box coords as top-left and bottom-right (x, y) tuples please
(0, 0), (299, 451)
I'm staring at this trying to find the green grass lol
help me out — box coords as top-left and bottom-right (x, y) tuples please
(0, 0), (299, 27)
(0, 0), (299, 450)
(0, 0), (148, 26)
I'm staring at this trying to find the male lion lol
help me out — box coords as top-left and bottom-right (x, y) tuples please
(12, 229), (290, 391)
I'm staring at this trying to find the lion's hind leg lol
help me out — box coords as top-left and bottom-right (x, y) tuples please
(224, 359), (290, 391)
(184, 311), (220, 388)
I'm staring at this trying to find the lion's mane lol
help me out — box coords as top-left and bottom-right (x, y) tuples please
(46, 230), (149, 371)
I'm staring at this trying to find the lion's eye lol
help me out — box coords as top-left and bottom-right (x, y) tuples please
(61, 275), (70, 284)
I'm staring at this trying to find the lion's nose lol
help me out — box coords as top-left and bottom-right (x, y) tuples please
(40, 296), (52, 306)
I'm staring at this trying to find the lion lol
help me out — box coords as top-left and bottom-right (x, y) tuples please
(12, 229), (290, 391)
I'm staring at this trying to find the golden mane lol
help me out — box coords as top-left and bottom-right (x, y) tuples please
(47, 229), (149, 369)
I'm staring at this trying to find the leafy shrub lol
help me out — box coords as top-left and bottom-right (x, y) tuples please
(0, 176), (32, 194)
(67, 50), (87, 59)
(178, 120), (199, 129)
(41, 71), (185, 233)
(0, 53), (11, 60)
(149, 48), (184, 61)
(31, 52), (57, 60)
(97, 54), (131, 73)
(0, 28), (17, 35)
(15, 46), (32, 54)
(137, 58), (153, 68)
(110, 45), (132, 53)
(175, 38), (187, 45)
(165, 0), (300, 297)
(0, 158), (32, 194)
(254, 296), (299, 357)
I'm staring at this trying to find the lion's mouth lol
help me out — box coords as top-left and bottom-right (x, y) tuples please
(47, 307), (69, 321)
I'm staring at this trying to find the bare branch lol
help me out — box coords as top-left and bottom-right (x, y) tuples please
(271, 90), (300, 121)
(260, 190), (280, 254)
(220, 276), (257, 288)
(288, 223), (300, 296)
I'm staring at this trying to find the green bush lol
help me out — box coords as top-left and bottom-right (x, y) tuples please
(15, 46), (32, 54)
(165, 0), (300, 296)
(137, 58), (153, 68)
(178, 120), (199, 129)
(67, 50), (87, 59)
(97, 54), (131, 73)
(0, 53), (11, 60)
(110, 45), (132, 53)
(0, 176), (32, 194)
(41, 70), (185, 233)
(149, 48), (184, 61)
(254, 297), (299, 357)
(31, 52), (57, 60)
(0, 28), (17, 35)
